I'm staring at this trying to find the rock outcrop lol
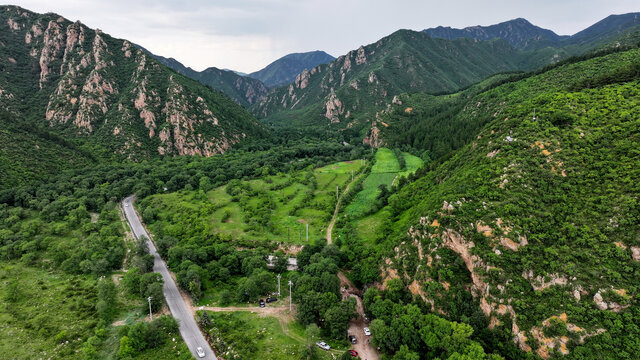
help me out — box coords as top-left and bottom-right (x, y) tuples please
(1, 5), (262, 159)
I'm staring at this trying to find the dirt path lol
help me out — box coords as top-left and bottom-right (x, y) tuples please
(200, 305), (289, 316)
(327, 173), (362, 245)
(327, 173), (380, 360)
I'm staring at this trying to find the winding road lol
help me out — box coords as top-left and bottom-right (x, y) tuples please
(122, 196), (216, 360)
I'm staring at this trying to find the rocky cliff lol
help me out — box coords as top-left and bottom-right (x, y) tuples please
(247, 50), (335, 88)
(140, 47), (269, 108)
(0, 6), (264, 160)
(251, 30), (541, 134)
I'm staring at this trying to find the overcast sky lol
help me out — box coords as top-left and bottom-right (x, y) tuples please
(8, 0), (640, 73)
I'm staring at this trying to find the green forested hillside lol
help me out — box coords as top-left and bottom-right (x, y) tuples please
(247, 50), (335, 88)
(0, 5), (265, 188)
(337, 46), (640, 359)
(252, 30), (539, 133)
(140, 47), (269, 107)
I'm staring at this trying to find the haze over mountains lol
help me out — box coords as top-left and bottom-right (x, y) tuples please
(247, 50), (335, 88)
(424, 13), (640, 50)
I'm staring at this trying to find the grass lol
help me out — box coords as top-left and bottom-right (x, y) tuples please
(146, 160), (362, 246)
(345, 148), (423, 219)
(0, 262), (97, 360)
(204, 311), (336, 360)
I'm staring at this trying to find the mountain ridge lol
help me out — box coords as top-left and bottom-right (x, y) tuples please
(0, 5), (265, 186)
(247, 50), (335, 88)
(424, 13), (640, 50)
(135, 45), (269, 108)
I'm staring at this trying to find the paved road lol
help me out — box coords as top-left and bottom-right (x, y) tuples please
(123, 196), (215, 360)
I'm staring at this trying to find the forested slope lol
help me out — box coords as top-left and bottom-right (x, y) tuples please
(0, 5), (265, 187)
(361, 45), (640, 359)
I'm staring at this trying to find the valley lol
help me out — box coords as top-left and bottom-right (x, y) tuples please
(1, 3), (640, 360)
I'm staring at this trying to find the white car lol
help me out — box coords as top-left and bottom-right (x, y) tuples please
(196, 347), (205, 358)
(315, 341), (331, 351)
(124, 203), (129, 207)
(363, 327), (371, 336)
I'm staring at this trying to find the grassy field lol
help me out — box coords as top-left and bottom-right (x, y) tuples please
(345, 148), (423, 219)
(145, 160), (362, 246)
(204, 311), (340, 360)
(0, 262), (98, 360)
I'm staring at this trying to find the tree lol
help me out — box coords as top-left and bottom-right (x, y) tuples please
(146, 282), (165, 313)
(393, 345), (420, 360)
(127, 322), (149, 352)
(300, 324), (320, 360)
(324, 298), (356, 339)
(117, 336), (136, 359)
(122, 267), (141, 295)
(200, 310), (212, 328)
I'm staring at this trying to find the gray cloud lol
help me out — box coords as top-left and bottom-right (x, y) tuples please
(10, 0), (640, 72)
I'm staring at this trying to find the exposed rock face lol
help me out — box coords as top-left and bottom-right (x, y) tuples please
(363, 121), (383, 147)
(355, 45), (367, 65)
(2, 5), (261, 159)
(389, 190), (627, 358)
(324, 92), (344, 123)
(295, 69), (310, 89)
(39, 20), (64, 88)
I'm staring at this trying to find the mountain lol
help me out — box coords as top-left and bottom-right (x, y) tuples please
(251, 30), (548, 133)
(424, 13), (640, 51)
(359, 44), (640, 359)
(248, 50), (335, 88)
(566, 12), (640, 46)
(424, 18), (568, 50)
(0, 5), (265, 186)
(138, 46), (268, 107)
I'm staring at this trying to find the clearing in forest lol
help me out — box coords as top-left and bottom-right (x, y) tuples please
(144, 160), (362, 245)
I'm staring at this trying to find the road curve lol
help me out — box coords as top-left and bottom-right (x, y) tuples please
(123, 196), (216, 360)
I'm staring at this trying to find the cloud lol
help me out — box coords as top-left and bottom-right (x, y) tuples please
(10, 0), (640, 72)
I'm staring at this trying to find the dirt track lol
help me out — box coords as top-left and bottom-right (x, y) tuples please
(329, 174), (380, 360)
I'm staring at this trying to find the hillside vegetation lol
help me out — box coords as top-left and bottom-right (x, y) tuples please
(252, 30), (536, 133)
(344, 45), (640, 359)
(248, 50), (335, 88)
(0, 5), (264, 187)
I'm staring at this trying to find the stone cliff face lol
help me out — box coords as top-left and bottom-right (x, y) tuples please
(0, 5), (262, 159)
(251, 29), (524, 135)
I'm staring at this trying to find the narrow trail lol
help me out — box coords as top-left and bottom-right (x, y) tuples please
(327, 173), (362, 245)
(326, 172), (380, 360)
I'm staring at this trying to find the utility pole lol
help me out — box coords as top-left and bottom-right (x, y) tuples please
(287, 227), (290, 242)
(352, 170), (354, 181)
(336, 185), (339, 201)
(306, 223), (309, 241)
(277, 274), (281, 296)
(147, 296), (153, 321)
(288, 280), (293, 312)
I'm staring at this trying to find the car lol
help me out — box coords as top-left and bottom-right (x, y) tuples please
(348, 335), (357, 344)
(124, 203), (129, 207)
(316, 341), (330, 350)
(349, 350), (359, 357)
(363, 327), (371, 336)
(259, 299), (265, 308)
(266, 296), (278, 303)
(196, 347), (205, 358)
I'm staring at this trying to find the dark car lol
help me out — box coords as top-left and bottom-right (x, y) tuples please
(348, 335), (357, 344)
(259, 299), (265, 307)
(266, 296), (278, 303)
(349, 350), (359, 357)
